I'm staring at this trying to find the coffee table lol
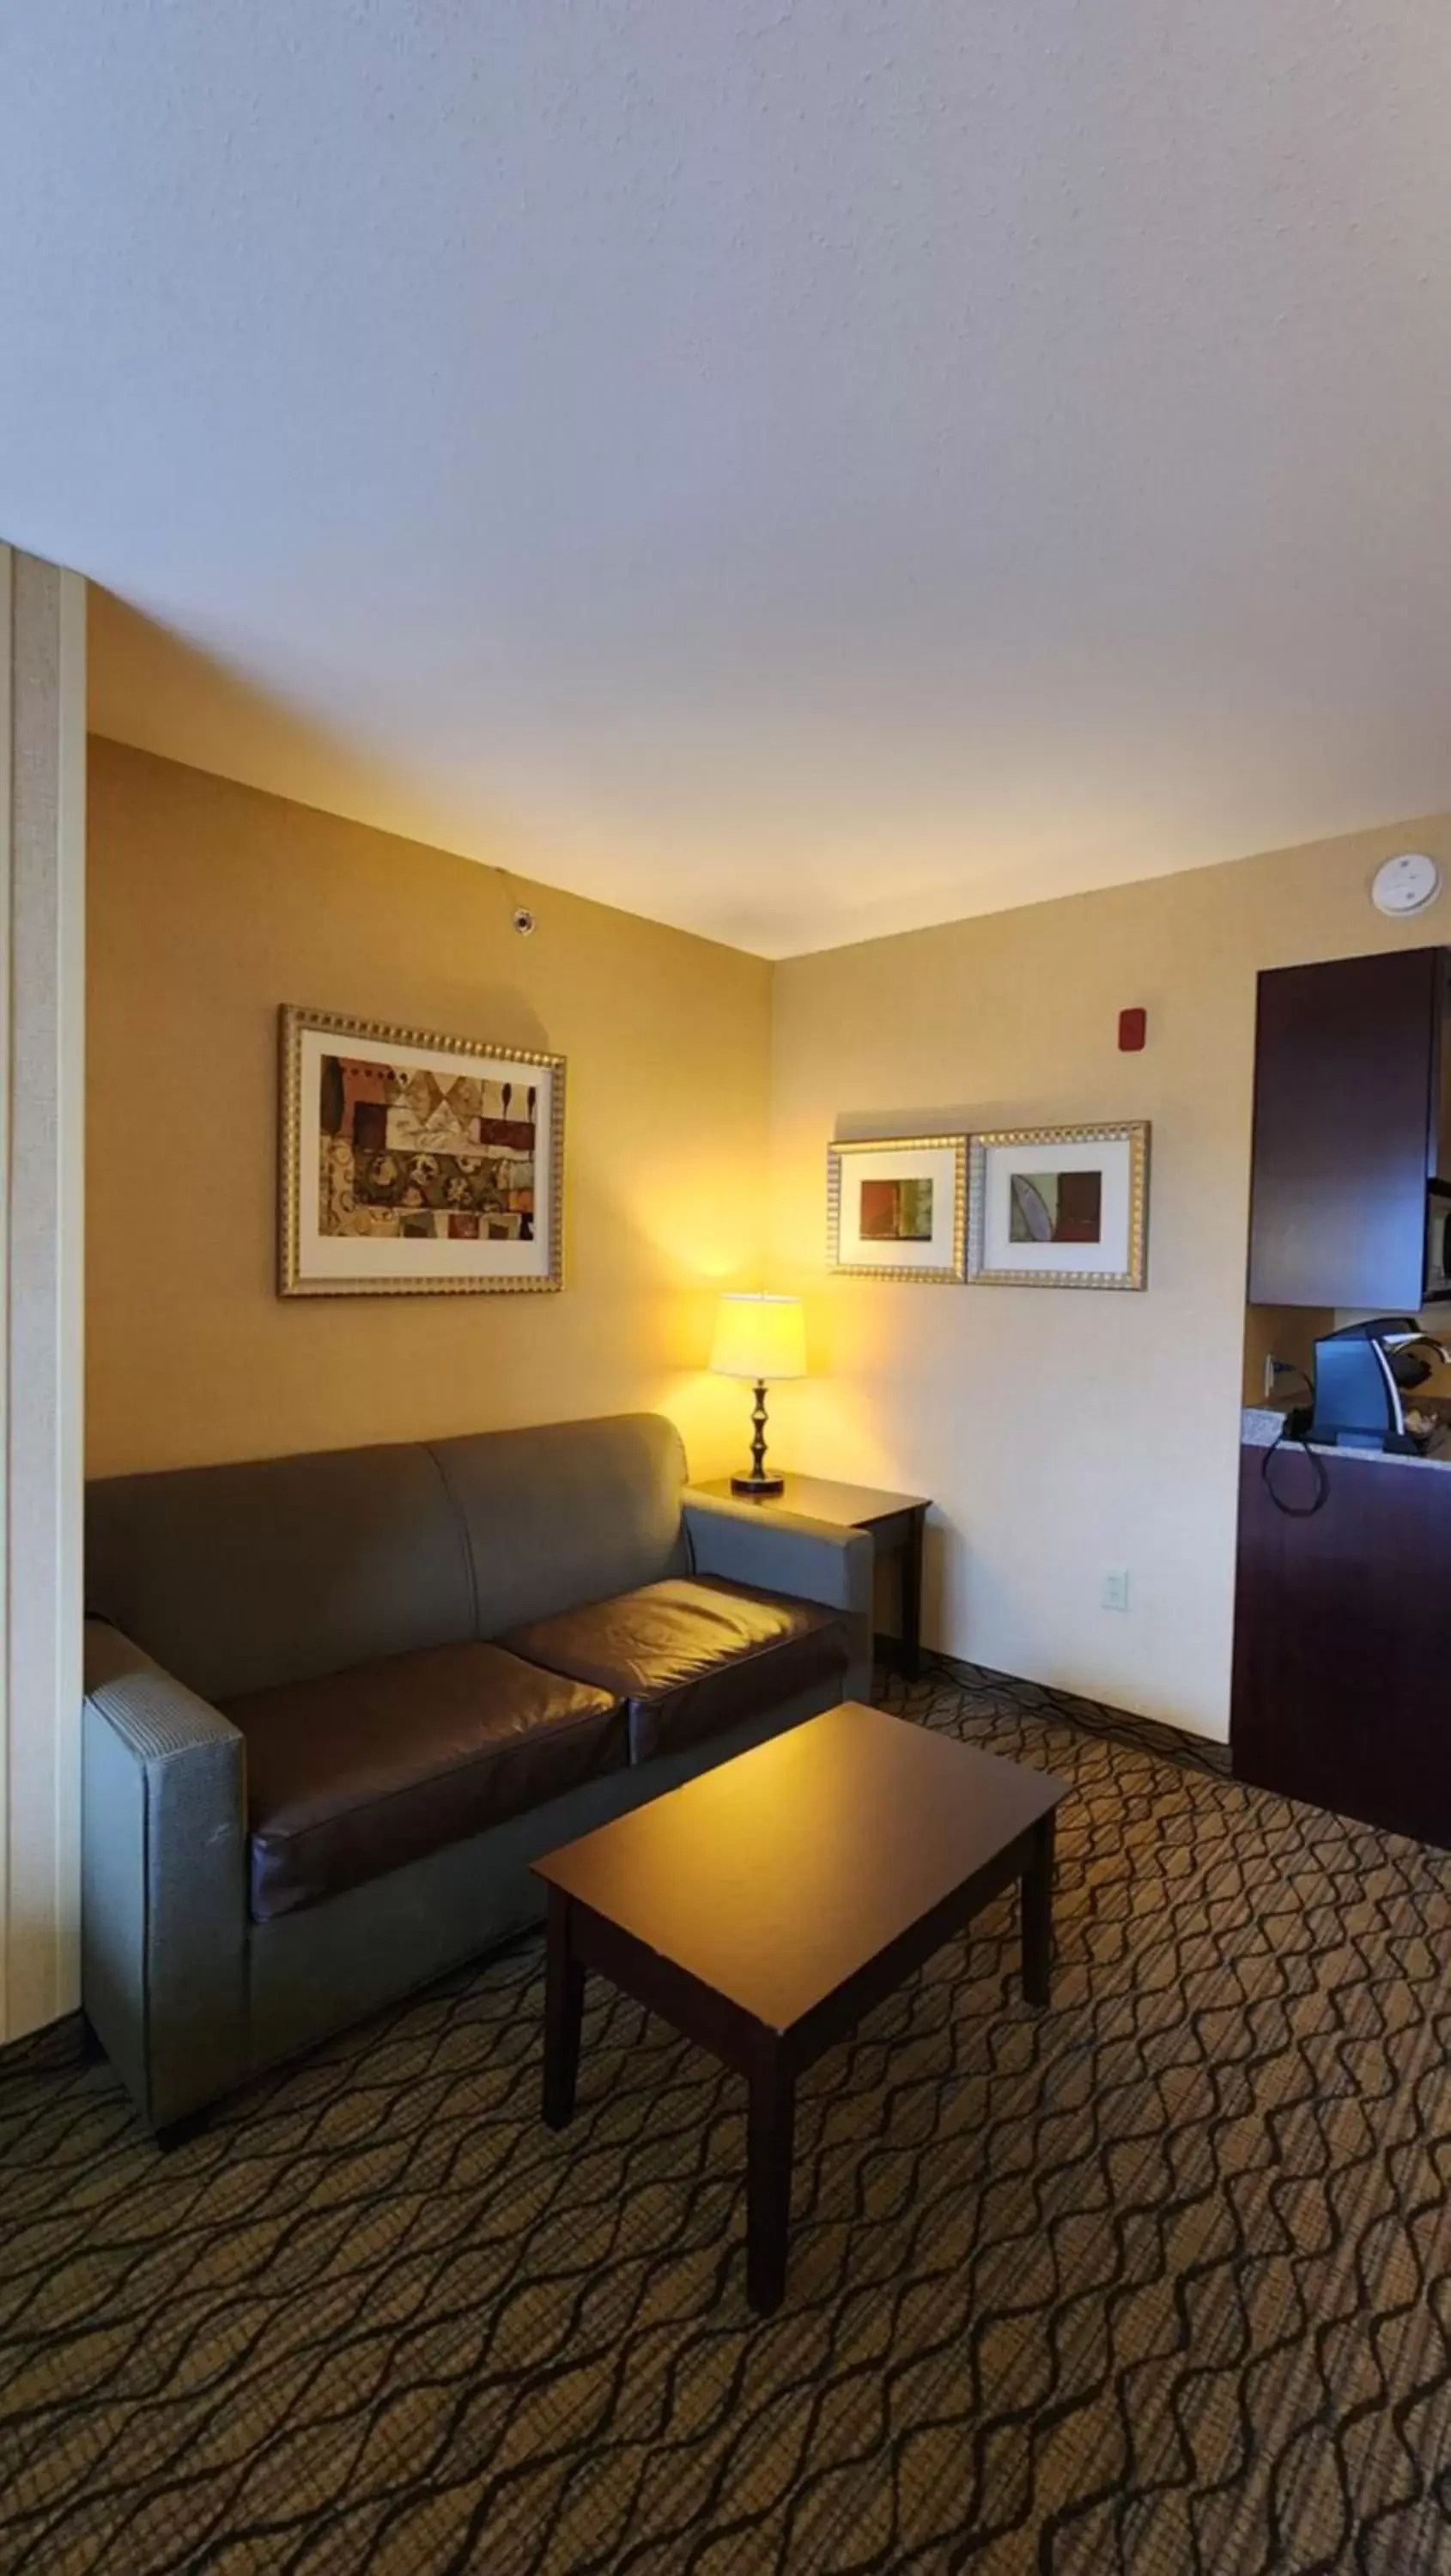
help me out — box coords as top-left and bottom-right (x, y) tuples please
(532, 1700), (1070, 2314)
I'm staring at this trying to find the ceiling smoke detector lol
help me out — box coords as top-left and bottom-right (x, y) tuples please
(1371, 853), (1442, 918)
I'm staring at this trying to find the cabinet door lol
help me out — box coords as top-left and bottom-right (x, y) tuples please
(1435, 951), (1451, 1182)
(1232, 1442), (1451, 1847)
(1247, 949), (1442, 1309)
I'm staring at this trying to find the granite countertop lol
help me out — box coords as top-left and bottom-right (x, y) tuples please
(1242, 1406), (1451, 1473)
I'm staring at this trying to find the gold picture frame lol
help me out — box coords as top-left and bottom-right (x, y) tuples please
(966, 1121), (1150, 1289)
(279, 1005), (566, 1297)
(827, 1135), (968, 1282)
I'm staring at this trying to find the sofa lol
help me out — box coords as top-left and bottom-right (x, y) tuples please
(82, 1412), (873, 2134)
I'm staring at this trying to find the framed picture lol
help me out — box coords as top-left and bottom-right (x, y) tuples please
(827, 1135), (968, 1282)
(967, 1121), (1149, 1289)
(279, 1005), (565, 1297)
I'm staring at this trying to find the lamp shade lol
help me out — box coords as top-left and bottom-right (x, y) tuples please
(709, 1292), (806, 1382)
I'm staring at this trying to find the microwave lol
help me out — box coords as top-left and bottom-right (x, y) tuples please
(1428, 1184), (1451, 1302)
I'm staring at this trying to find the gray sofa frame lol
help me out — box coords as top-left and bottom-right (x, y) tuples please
(82, 1413), (872, 2134)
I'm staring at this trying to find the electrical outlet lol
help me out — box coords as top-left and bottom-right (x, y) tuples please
(1101, 1569), (1130, 1613)
(1264, 1353), (1277, 1401)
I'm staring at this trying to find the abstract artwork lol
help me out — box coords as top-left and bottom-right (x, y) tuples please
(859, 1176), (934, 1242)
(828, 1137), (967, 1281)
(1008, 1170), (1103, 1245)
(279, 1007), (565, 1296)
(968, 1123), (1148, 1289)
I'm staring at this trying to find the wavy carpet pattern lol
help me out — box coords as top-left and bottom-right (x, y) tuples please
(3, 1664), (1451, 2575)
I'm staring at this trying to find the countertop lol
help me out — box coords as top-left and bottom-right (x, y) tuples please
(1242, 1406), (1451, 1473)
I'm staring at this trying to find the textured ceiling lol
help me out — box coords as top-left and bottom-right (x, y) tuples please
(3, 3), (1450, 956)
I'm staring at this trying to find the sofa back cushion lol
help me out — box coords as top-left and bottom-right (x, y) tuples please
(86, 1413), (689, 1704)
(432, 1413), (689, 1639)
(86, 1443), (476, 1702)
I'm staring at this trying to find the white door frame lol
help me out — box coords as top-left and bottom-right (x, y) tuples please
(0, 543), (87, 2046)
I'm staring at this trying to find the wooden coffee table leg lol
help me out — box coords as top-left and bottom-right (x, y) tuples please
(1022, 1812), (1055, 2008)
(745, 2049), (796, 2317)
(543, 1886), (585, 2129)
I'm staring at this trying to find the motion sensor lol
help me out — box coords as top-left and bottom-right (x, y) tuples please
(512, 906), (537, 937)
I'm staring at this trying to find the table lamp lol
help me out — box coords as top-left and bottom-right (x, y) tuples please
(710, 1292), (806, 1496)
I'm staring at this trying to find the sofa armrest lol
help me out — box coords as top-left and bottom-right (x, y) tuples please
(682, 1494), (874, 1703)
(83, 1620), (248, 2130)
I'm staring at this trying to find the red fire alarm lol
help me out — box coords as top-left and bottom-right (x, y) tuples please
(1118, 1007), (1147, 1052)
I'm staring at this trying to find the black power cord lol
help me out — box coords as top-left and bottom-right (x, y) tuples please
(1260, 1412), (1329, 1518)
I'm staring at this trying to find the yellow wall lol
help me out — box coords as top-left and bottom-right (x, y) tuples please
(87, 739), (772, 1478)
(768, 813), (1451, 1740)
(88, 738), (1451, 1743)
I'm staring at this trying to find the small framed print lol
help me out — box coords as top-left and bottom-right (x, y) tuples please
(279, 1005), (565, 1297)
(827, 1135), (968, 1282)
(967, 1121), (1149, 1290)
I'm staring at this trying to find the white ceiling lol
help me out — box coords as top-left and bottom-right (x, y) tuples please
(3, 4), (1450, 957)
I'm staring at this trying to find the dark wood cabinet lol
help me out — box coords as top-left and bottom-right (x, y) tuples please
(1247, 946), (1450, 1309)
(1231, 1441), (1451, 1848)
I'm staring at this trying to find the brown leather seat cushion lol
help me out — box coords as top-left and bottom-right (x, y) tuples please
(498, 1577), (848, 1764)
(223, 1643), (624, 1923)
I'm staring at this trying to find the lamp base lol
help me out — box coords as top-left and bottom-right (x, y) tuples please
(732, 1378), (782, 1498)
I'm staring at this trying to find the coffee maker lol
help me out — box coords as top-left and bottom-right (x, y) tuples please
(1308, 1317), (1448, 1454)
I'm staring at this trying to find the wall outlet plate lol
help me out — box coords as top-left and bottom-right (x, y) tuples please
(1101, 1569), (1130, 1612)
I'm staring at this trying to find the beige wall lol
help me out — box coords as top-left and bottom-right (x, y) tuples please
(87, 740), (772, 1479)
(768, 814), (1451, 1741)
(87, 740), (1451, 1745)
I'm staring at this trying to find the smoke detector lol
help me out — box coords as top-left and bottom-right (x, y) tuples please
(1371, 853), (1442, 918)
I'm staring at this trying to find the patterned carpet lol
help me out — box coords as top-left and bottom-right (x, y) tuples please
(3, 1663), (1451, 2576)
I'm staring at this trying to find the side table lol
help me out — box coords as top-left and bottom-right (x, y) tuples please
(693, 1473), (932, 1680)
